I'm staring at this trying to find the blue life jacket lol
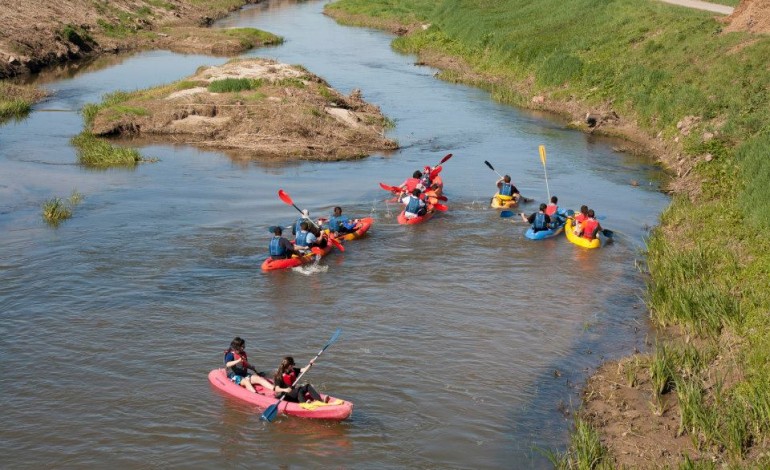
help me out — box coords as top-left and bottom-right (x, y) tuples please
(269, 236), (286, 256)
(534, 212), (547, 231)
(327, 215), (343, 232)
(500, 182), (514, 197)
(405, 196), (422, 214)
(295, 230), (310, 247)
(294, 217), (304, 234)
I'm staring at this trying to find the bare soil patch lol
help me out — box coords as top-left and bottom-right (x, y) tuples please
(724, 0), (770, 34)
(89, 58), (397, 161)
(0, 0), (265, 79)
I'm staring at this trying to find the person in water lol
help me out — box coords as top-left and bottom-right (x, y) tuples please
(579, 209), (603, 240)
(496, 175), (521, 201)
(273, 356), (327, 403)
(224, 337), (291, 395)
(521, 203), (552, 232)
(268, 226), (299, 260)
(401, 188), (427, 219)
(326, 206), (356, 235)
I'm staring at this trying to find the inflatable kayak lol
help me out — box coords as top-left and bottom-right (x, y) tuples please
(208, 369), (353, 421)
(525, 221), (565, 240)
(565, 218), (601, 249)
(339, 217), (373, 241)
(490, 193), (518, 209)
(261, 243), (333, 271)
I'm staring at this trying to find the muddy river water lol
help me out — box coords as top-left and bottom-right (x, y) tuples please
(0, 0), (669, 467)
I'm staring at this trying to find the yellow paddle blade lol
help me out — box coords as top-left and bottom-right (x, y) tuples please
(539, 145), (546, 166)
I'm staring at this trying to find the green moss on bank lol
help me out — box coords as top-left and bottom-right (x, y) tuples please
(0, 82), (48, 122)
(328, 0), (770, 465)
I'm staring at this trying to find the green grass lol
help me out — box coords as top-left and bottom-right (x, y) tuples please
(0, 82), (47, 122)
(70, 132), (143, 168)
(544, 417), (612, 470)
(207, 78), (263, 93)
(326, 0), (770, 465)
(223, 27), (283, 47)
(42, 190), (83, 226)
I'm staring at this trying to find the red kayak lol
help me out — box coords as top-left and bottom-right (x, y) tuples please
(208, 369), (353, 421)
(261, 244), (333, 271)
(397, 209), (436, 225)
(339, 217), (373, 241)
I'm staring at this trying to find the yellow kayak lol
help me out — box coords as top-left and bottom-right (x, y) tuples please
(490, 193), (518, 209)
(565, 218), (601, 249)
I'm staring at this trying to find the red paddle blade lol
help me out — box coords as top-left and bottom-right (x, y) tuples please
(437, 195), (448, 201)
(278, 189), (294, 206)
(433, 203), (448, 212)
(439, 153), (453, 165)
(329, 236), (345, 252)
(429, 165), (443, 180)
(379, 182), (400, 193)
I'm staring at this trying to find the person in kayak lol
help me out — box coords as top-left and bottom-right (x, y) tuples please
(573, 205), (589, 235)
(496, 175), (521, 201)
(520, 203), (552, 232)
(326, 206), (357, 235)
(292, 209), (321, 237)
(545, 196), (566, 225)
(399, 170), (426, 193)
(401, 188), (427, 219)
(579, 209), (603, 240)
(295, 221), (326, 251)
(225, 337), (291, 395)
(273, 356), (328, 403)
(269, 226), (300, 259)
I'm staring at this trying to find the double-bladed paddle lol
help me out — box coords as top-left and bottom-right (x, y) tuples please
(379, 182), (447, 201)
(484, 161), (533, 204)
(260, 329), (342, 423)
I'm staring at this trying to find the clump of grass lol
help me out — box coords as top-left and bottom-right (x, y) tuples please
(274, 77), (306, 88)
(70, 132), (143, 168)
(544, 417), (612, 469)
(0, 82), (48, 121)
(81, 90), (133, 128)
(207, 78), (263, 93)
(42, 190), (83, 226)
(223, 27), (283, 47)
(649, 343), (675, 415)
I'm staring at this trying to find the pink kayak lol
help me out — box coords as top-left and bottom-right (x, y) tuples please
(207, 369), (353, 421)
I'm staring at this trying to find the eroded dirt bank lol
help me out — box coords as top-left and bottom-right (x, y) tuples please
(87, 58), (397, 161)
(0, 0), (268, 78)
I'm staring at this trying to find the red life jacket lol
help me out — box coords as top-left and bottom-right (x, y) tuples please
(582, 218), (600, 240)
(281, 369), (297, 387)
(225, 348), (250, 372)
(403, 178), (421, 192)
(545, 204), (558, 216)
(575, 213), (587, 224)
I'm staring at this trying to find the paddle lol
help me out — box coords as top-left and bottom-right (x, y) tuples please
(539, 145), (551, 201)
(432, 203), (448, 212)
(380, 182), (447, 201)
(428, 153), (452, 180)
(260, 329), (342, 423)
(484, 160), (504, 179)
(328, 235), (345, 252)
(278, 189), (303, 215)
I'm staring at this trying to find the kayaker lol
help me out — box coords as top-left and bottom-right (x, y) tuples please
(326, 206), (357, 235)
(224, 337), (291, 395)
(273, 356), (328, 404)
(269, 226), (300, 259)
(496, 175), (521, 201)
(292, 209), (321, 237)
(295, 221), (326, 251)
(520, 203), (552, 232)
(401, 188), (427, 219)
(545, 196), (566, 225)
(579, 209), (603, 240)
(573, 205), (589, 235)
(400, 170), (425, 193)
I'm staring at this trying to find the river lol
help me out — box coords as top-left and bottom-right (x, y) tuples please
(0, 0), (669, 467)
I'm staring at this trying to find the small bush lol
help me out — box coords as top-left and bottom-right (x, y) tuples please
(208, 78), (263, 93)
(42, 191), (83, 226)
(71, 132), (143, 168)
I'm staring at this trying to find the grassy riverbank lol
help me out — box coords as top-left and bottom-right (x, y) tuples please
(327, 0), (770, 466)
(0, 83), (47, 122)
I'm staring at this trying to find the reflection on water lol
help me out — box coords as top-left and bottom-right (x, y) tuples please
(0, 0), (669, 468)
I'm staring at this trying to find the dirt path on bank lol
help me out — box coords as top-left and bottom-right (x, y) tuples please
(660, 0), (735, 14)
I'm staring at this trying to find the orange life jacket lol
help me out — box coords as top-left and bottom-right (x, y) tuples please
(582, 218), (600, 240)
(545, 204), (558, 216)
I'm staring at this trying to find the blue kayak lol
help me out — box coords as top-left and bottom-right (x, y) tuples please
(525, 221), (565, 240)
